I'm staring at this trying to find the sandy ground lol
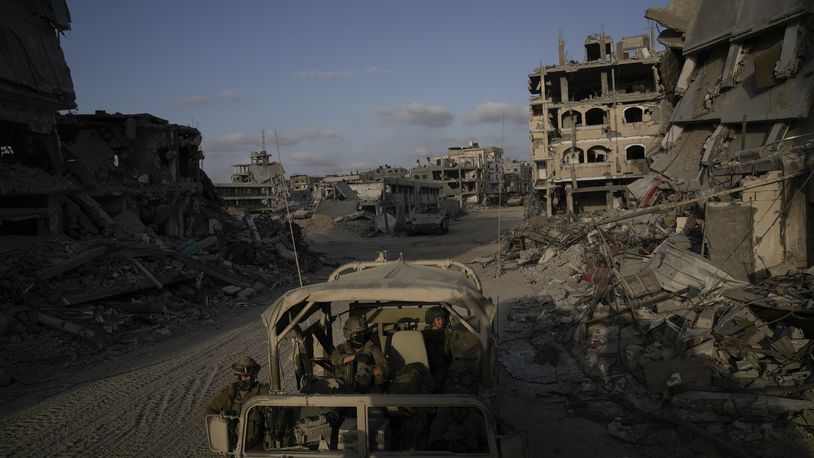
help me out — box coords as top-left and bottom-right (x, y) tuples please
(0, 207), (647, 457)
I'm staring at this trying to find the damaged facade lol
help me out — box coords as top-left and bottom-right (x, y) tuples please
(529, 33), (663, 215)
(213, 149), (287, 213)
(0, 0), (318, 381)
(412, 142), (506, 205)
(646, 0), (814, 278)
(499, 0), (814, 454)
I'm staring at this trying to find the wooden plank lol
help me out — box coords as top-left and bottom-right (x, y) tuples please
(99, 301), (165, 314)
(62, 273), (193, 306)
(35, 310), (97, 341)
(174, 256), (252, 288)
(70, 192), (114, 228)
(35, 246), (107, 281)
(132, 259), (163, 289)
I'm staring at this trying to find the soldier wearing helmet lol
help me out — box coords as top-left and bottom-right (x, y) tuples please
(422, 306), (453, 388)
(206, 356), (271, 449)
(330, 315), (389, 392)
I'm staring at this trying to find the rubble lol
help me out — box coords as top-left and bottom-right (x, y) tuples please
(499, 196), (814, 454)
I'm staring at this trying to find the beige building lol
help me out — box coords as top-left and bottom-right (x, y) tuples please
(214, 150), (288, 212)
(412, 142), (503, 204)
(529, 33), (663, 214)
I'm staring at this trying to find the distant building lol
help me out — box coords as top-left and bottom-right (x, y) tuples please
(501, 159), (532, 198)
(412, 142), (503, 205)
(358, 166), (408, 182)
(528, 32), (662, 214)
(214, 150), (287, 213)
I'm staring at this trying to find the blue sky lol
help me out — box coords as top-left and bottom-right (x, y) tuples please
(61, 0), (664, 181)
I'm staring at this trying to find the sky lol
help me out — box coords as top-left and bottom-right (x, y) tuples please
(61, 0), (665, 182)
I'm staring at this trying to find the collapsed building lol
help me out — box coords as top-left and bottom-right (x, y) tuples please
(412, 142), (516, 205)
(645, 0), (814, 279)
(529, 33), (663, 215)
(499, 0), (814, 454)
(213, 149), (288, 213)
(314, 174), (441, 233)
(0, 0), (318, 382)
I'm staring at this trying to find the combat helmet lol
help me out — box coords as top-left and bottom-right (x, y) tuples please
(425, 306), (450, 325)
(232, 356), (261, 376)
(343, 315), (369, 338)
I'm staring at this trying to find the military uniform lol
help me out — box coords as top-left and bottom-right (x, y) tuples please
(206, 381), (270, 450)
(422, 327), (452, 388)
(330, 340), (389, 392)
(428, 406), (487, 453)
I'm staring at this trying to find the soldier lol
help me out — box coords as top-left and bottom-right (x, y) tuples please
(421, 306), (452, 388)
(206, 356), (270, 450)
(330, 315), (388, 393)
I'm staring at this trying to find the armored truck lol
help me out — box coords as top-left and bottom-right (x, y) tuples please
(205, 256), (525, 457)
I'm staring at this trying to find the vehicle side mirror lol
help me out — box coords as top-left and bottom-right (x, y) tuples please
(206, 414), (236, 455)
(498, 431), (527, 458)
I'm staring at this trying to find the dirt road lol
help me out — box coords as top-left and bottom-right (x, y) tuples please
(0, 207), (524, 457)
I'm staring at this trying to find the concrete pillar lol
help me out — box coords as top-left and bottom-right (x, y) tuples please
(565, 183), (574, 215)
(558, 37), (566, 66)
(606, 180), (614, 210)
(601, 72), (608, 96)
(545, 188), (553, 217)
(560, 77), (569, 103)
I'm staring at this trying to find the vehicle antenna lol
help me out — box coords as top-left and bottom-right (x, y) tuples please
(274, 128), (303, 286)
(497, 110), (504, 278)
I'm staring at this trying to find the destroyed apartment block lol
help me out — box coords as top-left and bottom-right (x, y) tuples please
(497, 1), (814, 453)
(0, 0), (319, 382)
(214, 149), (288, 213)
(528, 32), (663, 215)
(411, 141), (513, 205)
(646, 0), (814, 280)
(315, 174), (442, 233)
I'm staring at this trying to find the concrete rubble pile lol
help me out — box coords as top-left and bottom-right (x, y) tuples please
(0, 1), (320, 387)
(499, 211), (814, 456)
(0, 192), (319, 383)
(507, 0), (814, 451)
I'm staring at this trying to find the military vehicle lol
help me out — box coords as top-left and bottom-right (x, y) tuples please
(405, 207), (449, 235)
(205, 256), (525, 457)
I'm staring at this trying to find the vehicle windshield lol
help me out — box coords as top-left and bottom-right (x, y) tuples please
(241, 397), (491, 456)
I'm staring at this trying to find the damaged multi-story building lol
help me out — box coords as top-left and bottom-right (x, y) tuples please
(213, 149), (288, 213)
(644, 0), (814, 278)
(411, 142), (504, 205)
(56, 111), (211, 238)
(0, 0), (76, 236)
(0, 1), (223, 241)
(528, 32), (664, 215)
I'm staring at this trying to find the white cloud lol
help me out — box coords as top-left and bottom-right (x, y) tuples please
(365, 66), (392, 76)
(375, 102), (454, 128)
(461, 102), (527, 125)
(201, 132), (258, 155)
(170, 95), (206, 108)
(292, 70), (354, 80)
(170, 90), (242, 108)
(286, 151), (339, 169)
(274, 128), (343, 146)
(216, 90), (241, 102)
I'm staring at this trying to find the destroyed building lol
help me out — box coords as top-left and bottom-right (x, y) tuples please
(0, 0), (76, 236)
(213, 149), (288, 213)
(645, 0), (814, 279)
(0, 0), (319, 388)
(501, 159), (532, 201)
(528, 32), (663, 215)
(496, 1), (814, 454)
(287, 173), (320, 204)
(412, 142), (504, 205)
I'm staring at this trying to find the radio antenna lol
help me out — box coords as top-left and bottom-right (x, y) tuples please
(274, 128), (303, 286)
